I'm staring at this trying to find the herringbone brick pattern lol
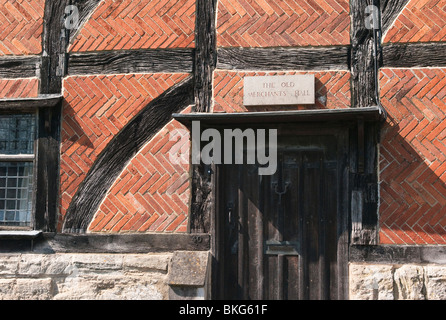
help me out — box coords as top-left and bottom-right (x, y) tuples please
(59, 73), (189, 223)
(0, 0), (44, 55)
(70, 0), (195, 52)
(213, 71), (351, 112)
(89, 119), (190, 233)
(216, 0), (350, 47)
(384, 0), (446, 43)
(379, 68), (446, 244)
(0, 78), (39, 98)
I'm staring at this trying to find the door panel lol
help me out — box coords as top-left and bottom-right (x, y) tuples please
(218, 132), (348, 300)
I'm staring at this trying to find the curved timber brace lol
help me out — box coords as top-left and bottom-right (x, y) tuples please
(62, 78), (194, 233)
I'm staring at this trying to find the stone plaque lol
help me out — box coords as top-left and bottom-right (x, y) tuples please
(243, 75), (315, 106)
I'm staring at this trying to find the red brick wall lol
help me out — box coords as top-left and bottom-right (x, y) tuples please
(69, 0), (195, 52)
(383, 0), (446, 43)
(2, 0), (437, 242)
(379, 68), (446, 244)
(378, 0), (446, 244)
(0, 0), (44, 55)
(89, 120), (190, 233)
(213, 0), (351, 113)
(60, 73), (189, 231)
(216, 0), (350, 47)
(0, 1), (43, 99)
(0, 78), (39, 98)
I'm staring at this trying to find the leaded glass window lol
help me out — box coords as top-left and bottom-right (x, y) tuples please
(0, 114), (35, 227)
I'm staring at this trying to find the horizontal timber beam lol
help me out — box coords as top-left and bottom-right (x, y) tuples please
(68, 49), (194, 75)
(382, 42), (446, 68)
(0, 232), (210, 253)
(0, 56), (40, 78)
(217, 46), (350, 71)
(350, 245), (446, 264)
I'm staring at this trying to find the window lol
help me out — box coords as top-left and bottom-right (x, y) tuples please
(0, 114), (36, 229)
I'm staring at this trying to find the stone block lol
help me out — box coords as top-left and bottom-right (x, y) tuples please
(168, 251), (209, 286)
(349, 263), (394, 300)
(0, 254), (20, 275)
(394, 265), (426, 300)
(123, 254), (171, 273)
(425, 265), (446, 300)
(0, 278), (52, 300)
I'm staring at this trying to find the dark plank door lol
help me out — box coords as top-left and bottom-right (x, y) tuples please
(218, 132), (348, 300)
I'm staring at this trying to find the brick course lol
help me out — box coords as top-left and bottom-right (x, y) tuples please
(89, 120), (190, 233)
(0, 0), (44, 55)
(69, 0), (196, 52)
(0, 78), (39, 98)
(59, 73), (189, 229)
(383, 0), (446, 43)
(216, 0), (350, 47)
(379, 68), (446, 244)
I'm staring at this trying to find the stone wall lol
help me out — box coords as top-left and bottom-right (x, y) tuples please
(0, 251), (208, 300)
(350, 263), (446, 300)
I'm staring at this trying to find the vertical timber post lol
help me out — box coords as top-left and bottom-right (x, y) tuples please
(189, 0), (218, 234)
(35, 0), (69, 231)
(349, 0), (381, 245)
(350, 0), (380, 109)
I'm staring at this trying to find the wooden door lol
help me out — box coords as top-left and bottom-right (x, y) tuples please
(216, 130), (349, 300)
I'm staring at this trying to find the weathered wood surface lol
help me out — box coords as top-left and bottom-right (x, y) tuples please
(0, 233), (210, 253)
(36, 233), (210, 253)
(32, 0), (68, 232)
(40, 0), (69, 94)
(350, 245), (446, 264)
(349, 122), (380, 245)
(350, 0), (378, 109)
(383, 42), (446, 68)
(194, 0), (217, 113)
(34, 103), (62, 232)
(0, 94), (62, 111)
(0, 56), (39, 78)
(68, 49), (194, 75)
(63, 77), (194, 233)
(189, 0), (217, 235)
(217, 46), (350, 71)
(189, 163), (214, 233)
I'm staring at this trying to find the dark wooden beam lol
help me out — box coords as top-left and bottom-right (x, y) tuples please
(383, 42), (446, 68)
(0, 94), (62, 112)
(68, 49), (194, 75)
(32, 0), (69, 232)
(34, 102), (62, 232)
(350, 245), (446, 264)
(188, 0), (217, 235)
(350, 0), (378, 109)
(173, 107), (383, 126)
(217, 46), (350, 71)
(62, 77), (194, 233)
(0, 56), (40, 79)
(1, 232), (210, 253)
(193, 0), (217, 113)
(40, 0), (70, 94)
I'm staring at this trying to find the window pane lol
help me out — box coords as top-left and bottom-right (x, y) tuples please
(0, 162), (33, 227)
(0, 114), (35, 155)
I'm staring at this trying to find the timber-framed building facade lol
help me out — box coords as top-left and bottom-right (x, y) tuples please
(0, 0), (445, 300)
